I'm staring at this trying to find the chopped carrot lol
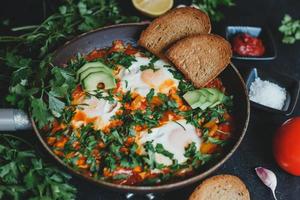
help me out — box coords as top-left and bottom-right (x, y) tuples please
(170, 93), (184, 107)
(135, 125), (144, 132)
(66, 152), (75, 159)
(77, 156), (89, 169)
(54, 137), (68, 149)
(151, 96), (163, 106)
(108, 40), (125, 54)
(103, 168), (112, 177)
(124, 44), (138, 55)
(51, 120), (66, 134)
(47, 137), (56, 145)
(72, 141), (80, 150)
(208, 124), (218, 137)
(133, 166), (142, 173)
(72, 85), (85, 101)
(98, 141), (106, 149)
(85, 49), (107, 61)
(53, 150), (64, 157)
(120, 147), (129, 155)
(200, 142), (218, 154)
(218, 123), (231, 133)
(108, 119), (123, 128)
(125, 137), (135, 146)
(203, 120), (217, 129)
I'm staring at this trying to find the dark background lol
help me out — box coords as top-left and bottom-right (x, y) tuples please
(1, 0), (300, 199)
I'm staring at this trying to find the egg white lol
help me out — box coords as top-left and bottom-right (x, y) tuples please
(118, 56), (179, 97)
(137, 119), (202, 166)
(72, 96), (120, 130)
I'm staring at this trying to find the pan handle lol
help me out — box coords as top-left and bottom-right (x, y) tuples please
(0, 109), (32, 131)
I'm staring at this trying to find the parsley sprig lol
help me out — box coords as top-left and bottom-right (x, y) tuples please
(192, 0), (235, 22)
(0, 0), (140, 128)
(0, 135), (77, 200)
(279, 14), (300, 44)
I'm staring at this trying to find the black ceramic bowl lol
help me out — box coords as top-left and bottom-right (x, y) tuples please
(246, 68), (300, 115)
(226, 26), (277, 60)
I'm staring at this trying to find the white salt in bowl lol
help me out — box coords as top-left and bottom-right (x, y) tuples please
(246, 68), (300, 115)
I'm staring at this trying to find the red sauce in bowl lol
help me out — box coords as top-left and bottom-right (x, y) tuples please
(232, 33), (265, 56)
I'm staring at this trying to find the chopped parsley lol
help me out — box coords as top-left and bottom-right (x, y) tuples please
(140, 56), (159, 71)
(107, 52), (137, 69)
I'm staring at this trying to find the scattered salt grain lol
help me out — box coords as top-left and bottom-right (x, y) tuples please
(249, 78), (287, 110)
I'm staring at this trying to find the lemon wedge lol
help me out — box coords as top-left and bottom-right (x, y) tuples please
(132, 0), (174, 17)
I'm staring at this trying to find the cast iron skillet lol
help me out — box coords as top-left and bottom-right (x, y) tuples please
(0, 22), (250, 194)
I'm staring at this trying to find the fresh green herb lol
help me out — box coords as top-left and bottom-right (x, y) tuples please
(93, 89), (115, 103)
(122, 91), (133, 104)
(168, 68), (184, 80)
(208, 137), (228, 146)
(279, 14), (300, 44)
(146, 88), (155, 103)
(0, 135), (77, 200)
(0, 0), (140, 128)
(155, 144), (174, 159)
(168, 68), (195, 95)
(143, 141), (156, 169)
(112, 174), (130, 180)
(192, 152), (214, 168)
(131, 110), (160, 129)
(107, 52), (137, 69)
(192, 0), (235, 22)
(184, 142), (197, 158)
(184, 142), (215, 169)
(140, 56), (159, 71)
(104, 156), (117, 171)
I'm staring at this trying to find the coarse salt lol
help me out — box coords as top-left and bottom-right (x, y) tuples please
(249, 78), (287, 110)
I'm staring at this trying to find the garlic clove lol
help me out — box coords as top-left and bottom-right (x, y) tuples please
(255, 167), (278, 200)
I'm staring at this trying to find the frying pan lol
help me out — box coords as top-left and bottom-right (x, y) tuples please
(0, 22), (250, 194)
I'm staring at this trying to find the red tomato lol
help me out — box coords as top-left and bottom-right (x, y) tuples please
(273, 117), (300, 176)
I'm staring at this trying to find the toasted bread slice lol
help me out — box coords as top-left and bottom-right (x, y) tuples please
(189, 175), (250, 200)
(166, 34), (232, 88)
(138, 7), (211, 57)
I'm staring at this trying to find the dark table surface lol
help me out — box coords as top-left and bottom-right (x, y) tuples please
(1, 0), (300, 200)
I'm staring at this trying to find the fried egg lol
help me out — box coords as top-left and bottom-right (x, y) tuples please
(137, 120), (202, 166)
(71, 96), (120, 130)
(118, 56), (179, 97)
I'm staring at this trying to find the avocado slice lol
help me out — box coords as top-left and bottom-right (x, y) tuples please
(206, 88), (221, 104)
(76, 62), (113, 80)
(82, 71), (116, 92)
(183, 90), (202, 106)
(199, 102), (212, 110)
(79, 67), (110, 82)
(183, 88), (227, 110)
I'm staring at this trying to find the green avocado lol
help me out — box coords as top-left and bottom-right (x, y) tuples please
(183, 88), (227, 110)
(79, 67), (111, 82)
(76, 61), (113, 81)
(82, 71), (116, 91)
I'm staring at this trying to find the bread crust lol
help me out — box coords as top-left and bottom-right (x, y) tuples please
(189, 174), (250, 200)
(166, 34), (232, 88)
(138, 7), (211, 58)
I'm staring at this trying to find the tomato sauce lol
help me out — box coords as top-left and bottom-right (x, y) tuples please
(232, 33), (265, 56)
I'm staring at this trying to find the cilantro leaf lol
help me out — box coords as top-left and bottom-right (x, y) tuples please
(155, 143), (174, 159)
(0, 135), (77, 200)
(279, 14), (300, 44)
(30, 97), (53, 128)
